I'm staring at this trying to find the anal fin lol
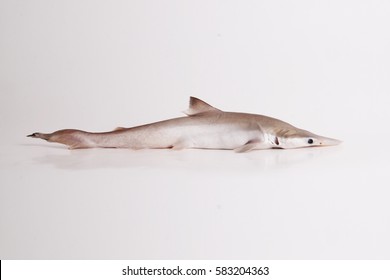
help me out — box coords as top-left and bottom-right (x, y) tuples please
(170, 140), (190, 150)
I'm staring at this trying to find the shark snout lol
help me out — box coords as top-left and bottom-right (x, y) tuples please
(318, 136), (342, 146)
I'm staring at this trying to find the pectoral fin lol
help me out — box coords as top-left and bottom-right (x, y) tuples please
(234, 140), (268, 153)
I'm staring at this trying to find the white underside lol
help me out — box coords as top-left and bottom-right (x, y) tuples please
(91, 122), (272, 151)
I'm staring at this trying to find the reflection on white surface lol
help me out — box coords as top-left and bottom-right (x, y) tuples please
(1, 140), (390, 259)
(26, 144), (332, 172)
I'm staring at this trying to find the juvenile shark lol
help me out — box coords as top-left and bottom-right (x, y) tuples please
(27, 97), (341, 152)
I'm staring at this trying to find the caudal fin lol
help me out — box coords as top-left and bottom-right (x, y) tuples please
(27, 129), (92, 149)
(27, 132), (52, 141)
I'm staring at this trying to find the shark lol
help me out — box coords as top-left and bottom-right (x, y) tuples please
(27, 97), (341, 152)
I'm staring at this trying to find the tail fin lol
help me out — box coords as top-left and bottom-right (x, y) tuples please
(27, 129), (91, 149)
(27, 132), (52, 141)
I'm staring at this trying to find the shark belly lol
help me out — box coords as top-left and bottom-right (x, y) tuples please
(186, 124), (264, 150)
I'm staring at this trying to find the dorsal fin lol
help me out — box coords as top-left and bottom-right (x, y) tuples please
(184, 97), (222, 116)
(113, 127), (126, 131)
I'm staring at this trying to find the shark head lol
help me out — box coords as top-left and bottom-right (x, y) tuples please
(276, 129), (342, 149)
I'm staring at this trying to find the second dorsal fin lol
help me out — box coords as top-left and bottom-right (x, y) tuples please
(184, 97), (222, 116)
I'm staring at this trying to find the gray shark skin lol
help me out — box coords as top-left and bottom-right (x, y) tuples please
(27, 97), (341, 152)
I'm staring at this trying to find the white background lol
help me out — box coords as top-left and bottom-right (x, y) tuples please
(1, 0), (389, 259)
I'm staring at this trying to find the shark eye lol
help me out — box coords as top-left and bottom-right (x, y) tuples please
(308, 138), (314, 144)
